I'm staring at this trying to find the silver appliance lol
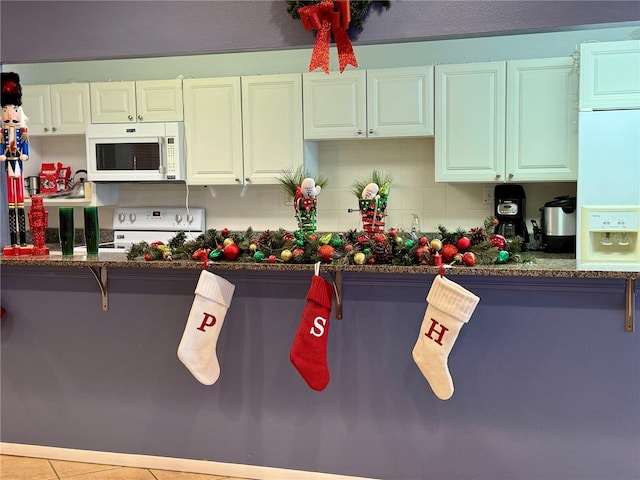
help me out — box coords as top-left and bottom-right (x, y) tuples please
(540, 196), (576, 253)
(112, 207), (205, 250)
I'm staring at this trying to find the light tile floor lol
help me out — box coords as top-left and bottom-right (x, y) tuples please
(0, 455), (256, 480)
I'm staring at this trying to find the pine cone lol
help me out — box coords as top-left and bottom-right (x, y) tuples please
(372, 241), (392, 264)
(468, 227), (487, 246)
(258, 230), (273, 246)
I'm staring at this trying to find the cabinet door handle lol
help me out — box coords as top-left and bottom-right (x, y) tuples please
(235, 178), (241, 183)
(357, 130), (363, 135)
(508, 173), (514, 180)
(128, 115), (134, 121)
(368, 129), (373, 134)
(137, 115), (143, 121)
(245, 178), (251, 183)
(52, 126), (57, 132)
(495, 174), (501, 180)
(43, 127), (49, 133)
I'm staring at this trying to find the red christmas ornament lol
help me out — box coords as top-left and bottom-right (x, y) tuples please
(318, 244), (335, 263)
(462, 251), (477, 266)
(223, 243), (241, 261)
(440, 244), (459, 263)
(457, 236), (471, 251)
(490, 234), (507, 251)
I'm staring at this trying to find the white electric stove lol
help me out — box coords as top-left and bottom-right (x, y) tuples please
(112, 207), (206, 250)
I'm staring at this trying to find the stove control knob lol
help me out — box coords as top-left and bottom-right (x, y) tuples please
(187, 214), (194, 224)
(118, 213), (126, 223)
(175, 213), (183, 223)
(129, 213), (136, 223)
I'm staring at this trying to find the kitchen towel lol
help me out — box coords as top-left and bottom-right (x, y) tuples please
(178, 270), (235, 385)
(412, 274), (480, 400)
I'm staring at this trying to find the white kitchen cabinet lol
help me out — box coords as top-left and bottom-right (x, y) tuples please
(506, 58), (578, 182)
(22, 83), (90, 135)
(241, 74), (304, 184)
(183, 77), (243, 184)
(303, 66), (433, 139)
(435, 62), (506, 182)
(90, 79), (183, 123)
(435, 58), (578, 182)
(183, 74), (303, 185)
(579, 40), (640, 111)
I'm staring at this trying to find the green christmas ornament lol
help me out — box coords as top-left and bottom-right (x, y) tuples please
(330, 237), (343, 247)
(497, 250), (510, 263)
(405, 239), (415, 248)
(209, 249), (222, 260)
(253, 251), (265, 262)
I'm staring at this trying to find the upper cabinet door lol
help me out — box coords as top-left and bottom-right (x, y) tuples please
(21, 85), (52, 134)
(183, 77), (243, 185)
(50, 83), (91, 134)
(506, 58), (578, 182)
(367, 66), (434, 137)
(242, 74), (303, 184)
(435, 62), (506, 182)
(303, 70), (366, 139)
(579, 40), (640, 111)
(90, 79), (183, 123)
(136, 79), (184, 122)
(22, 84), (90, 135)
(90, 81), (136, 123)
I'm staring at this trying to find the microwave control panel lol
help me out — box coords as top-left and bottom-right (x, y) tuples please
(166, 137), (177, 179)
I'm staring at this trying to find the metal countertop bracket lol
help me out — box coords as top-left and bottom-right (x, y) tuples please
(330, 270), (343, 320)
(625, 278), (635, 333)
(88, 266), (109, 312)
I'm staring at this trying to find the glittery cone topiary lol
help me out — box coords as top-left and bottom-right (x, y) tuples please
(351, 170), (392, 238)
(277, 167), (328, 234)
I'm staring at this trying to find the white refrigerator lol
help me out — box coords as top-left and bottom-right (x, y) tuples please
(576, 109), (640, 271)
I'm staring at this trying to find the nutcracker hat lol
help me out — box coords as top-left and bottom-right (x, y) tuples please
(1, 72), (22, 107)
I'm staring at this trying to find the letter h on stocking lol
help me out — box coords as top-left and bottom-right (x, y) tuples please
(425, 318), (448, 346)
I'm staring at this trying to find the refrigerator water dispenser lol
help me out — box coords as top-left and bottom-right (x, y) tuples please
(580, 207), (640, 271)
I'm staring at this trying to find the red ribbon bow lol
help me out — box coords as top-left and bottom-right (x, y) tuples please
(299, 0), (358, 74)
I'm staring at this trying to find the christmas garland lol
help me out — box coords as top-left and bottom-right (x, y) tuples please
(126, 217), (536, 267)
(286, 1), (391, 29)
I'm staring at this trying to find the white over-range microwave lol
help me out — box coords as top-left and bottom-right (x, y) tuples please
(86, 122), (186, 182)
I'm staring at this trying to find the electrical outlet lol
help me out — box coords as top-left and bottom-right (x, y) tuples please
(483, 187), (494, 205)
(284, 195), (294, 207)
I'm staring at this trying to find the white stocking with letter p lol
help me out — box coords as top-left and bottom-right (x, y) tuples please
(178, 270), (235, 385)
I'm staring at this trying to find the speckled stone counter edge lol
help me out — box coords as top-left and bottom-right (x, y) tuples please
(1, 252), (637, 279)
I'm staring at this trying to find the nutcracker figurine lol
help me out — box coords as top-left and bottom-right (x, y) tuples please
(1, 72), (31, 256)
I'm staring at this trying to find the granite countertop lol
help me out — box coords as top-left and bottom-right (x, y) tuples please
(1, 249), (637, 279)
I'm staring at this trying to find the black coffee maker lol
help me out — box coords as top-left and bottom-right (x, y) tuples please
(494, 184), (529, 243)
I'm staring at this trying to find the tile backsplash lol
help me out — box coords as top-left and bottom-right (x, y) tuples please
(28, 136), (576, 235)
